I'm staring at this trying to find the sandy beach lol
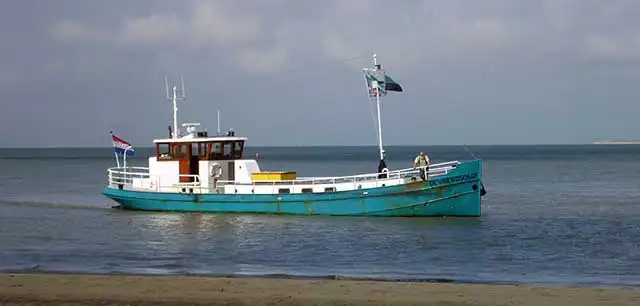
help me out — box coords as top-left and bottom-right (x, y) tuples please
(0, 273), (638, 306)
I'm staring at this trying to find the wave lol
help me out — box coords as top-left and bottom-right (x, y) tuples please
(0, 199), (112, 211)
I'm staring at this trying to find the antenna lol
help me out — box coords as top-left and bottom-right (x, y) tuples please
(181, 76), (186, 98)
(165, 75), (186, 139)
(217, 109), (221, 135)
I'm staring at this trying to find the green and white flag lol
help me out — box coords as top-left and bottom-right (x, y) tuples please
(363, 69), (403, 97)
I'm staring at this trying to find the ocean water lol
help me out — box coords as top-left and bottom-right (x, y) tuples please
(0, 145), (638, 286)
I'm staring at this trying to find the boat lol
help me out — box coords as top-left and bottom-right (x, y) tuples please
(103, 54), (487, 217)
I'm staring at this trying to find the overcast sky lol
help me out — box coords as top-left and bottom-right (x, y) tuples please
(1, 0), (639, 147)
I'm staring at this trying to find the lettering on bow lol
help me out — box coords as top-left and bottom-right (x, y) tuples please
(428, 172), (478, 187)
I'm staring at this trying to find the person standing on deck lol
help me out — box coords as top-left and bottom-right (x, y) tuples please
(413, 152), (430, 181)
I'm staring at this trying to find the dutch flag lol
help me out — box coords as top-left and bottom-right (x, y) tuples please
(111, 132), (135, 156)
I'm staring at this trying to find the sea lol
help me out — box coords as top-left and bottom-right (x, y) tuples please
(0, 145), (638, 287)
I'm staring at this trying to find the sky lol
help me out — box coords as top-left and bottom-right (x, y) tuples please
(1, 0), (640, 147)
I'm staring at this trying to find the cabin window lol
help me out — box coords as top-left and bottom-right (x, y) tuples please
(191, 143), (199, 157)
(208, 142), (222, 160)
(278, 188), (291, 194)
(203, 141), (245, 161)
(157, 143), (171, 160)
(232, 141), (244, 158)
(223, 142), (232, 157)
(301, 188), (313, 193)
(213, 142), (222, 154)
(324, 187), (336, 192)
(172, 143), (187, 159)
(198, 143), (207, 158)
(170, 144), (178, 158)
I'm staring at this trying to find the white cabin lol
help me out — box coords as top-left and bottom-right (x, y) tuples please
(146, 123), (260, 191)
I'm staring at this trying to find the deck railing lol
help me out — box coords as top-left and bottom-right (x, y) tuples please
(106, 161), (461, 192)
(107, 167), (151, 185)
(218, 161), (460, 186)
(107, 167), (200, 190)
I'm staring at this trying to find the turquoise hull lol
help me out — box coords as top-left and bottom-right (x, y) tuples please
(103, 159), (484, 217)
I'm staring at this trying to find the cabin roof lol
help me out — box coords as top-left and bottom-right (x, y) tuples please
(153, 136), (247, 143)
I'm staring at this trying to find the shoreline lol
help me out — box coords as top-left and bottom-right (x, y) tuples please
(0, 268), (640, 289)
(0, 269), (637, 289)
(1, 273), (638, 306)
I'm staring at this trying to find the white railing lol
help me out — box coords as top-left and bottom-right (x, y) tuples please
(107, 167), (151, 185)
(106, 161), (461, 193)
(107, 166), (201, 191)
(216, 161), (460, 187)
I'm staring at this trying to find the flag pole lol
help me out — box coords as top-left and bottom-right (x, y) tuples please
(110, 131), (120, 168)
(373, 53), (385, 162)
(123, 148), (128, 186)
(123, 148), (128, 169)
(363, 53), (403, 177)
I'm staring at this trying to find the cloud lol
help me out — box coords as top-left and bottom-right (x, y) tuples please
(116, 14), (186, 46)
(49, 0), (640, 76)
(3, 0), (640, 146)
(49, 0), (275, 74)
(109, 1), (264, 48)
(584, 32), (640, 62)
(50, 20), (94, 42)
(48, 1), (528, 76)
(189, 1), (262, 47)
(448, 19), (513, 51)
(235, 46), (289, 74)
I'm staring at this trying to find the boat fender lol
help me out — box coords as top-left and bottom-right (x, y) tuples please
(209, 162), (223, 178)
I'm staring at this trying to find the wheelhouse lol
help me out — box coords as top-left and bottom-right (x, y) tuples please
(152, 127), (247, 183)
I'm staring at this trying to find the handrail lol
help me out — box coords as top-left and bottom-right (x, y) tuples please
(245, 161), (459, 184)
(107, 167), (201, 189)
(107, 162), (457, 181)
(106, 160), (462, 193)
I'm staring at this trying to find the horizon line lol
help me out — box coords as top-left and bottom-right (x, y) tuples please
(0, 143), (607, 149)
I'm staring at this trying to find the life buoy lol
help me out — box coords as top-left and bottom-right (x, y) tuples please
(379, 167), (389, 178)
(209, 162), (223, 178)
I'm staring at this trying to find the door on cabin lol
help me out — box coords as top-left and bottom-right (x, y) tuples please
(227, 161), (235, 181)
(176, 143), (191, 183)
(189, 143), (200, 182)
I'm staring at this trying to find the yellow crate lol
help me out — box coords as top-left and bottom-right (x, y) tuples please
(251, 171), (297, 181)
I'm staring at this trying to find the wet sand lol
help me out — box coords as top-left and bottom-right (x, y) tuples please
(0, 273), (638, 306)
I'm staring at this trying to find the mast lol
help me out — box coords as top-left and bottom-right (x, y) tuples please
(165, 76), (186, 139)
(362, 53), (403, 176)
(363, 53), (388, 174)
(373, 54), (385, 162)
